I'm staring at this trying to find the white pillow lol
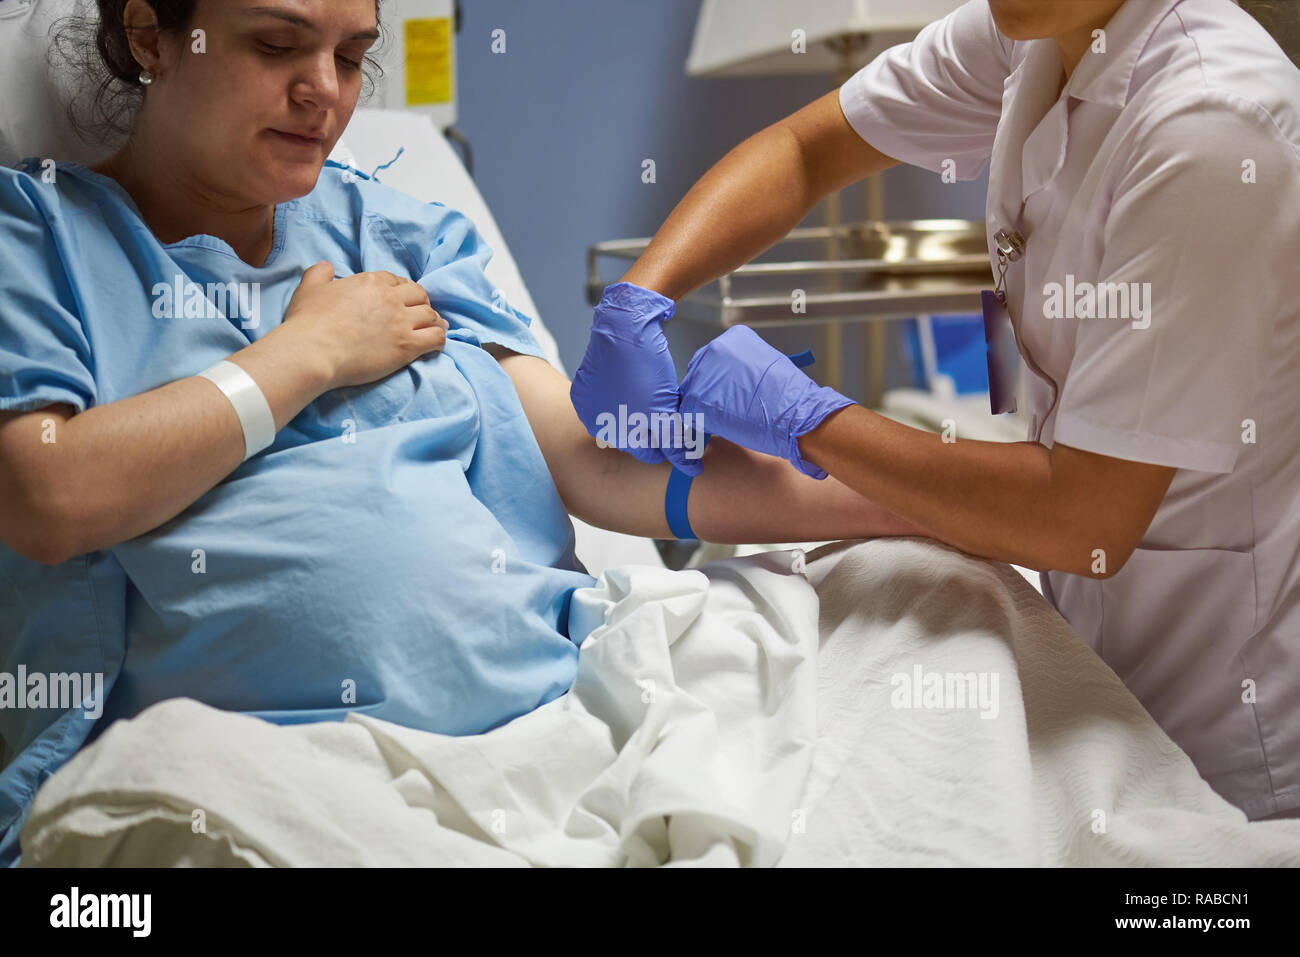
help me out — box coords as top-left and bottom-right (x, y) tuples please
(0, 0), (120, 167)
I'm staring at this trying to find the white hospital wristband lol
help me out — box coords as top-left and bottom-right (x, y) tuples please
(196, 360), (276, 461)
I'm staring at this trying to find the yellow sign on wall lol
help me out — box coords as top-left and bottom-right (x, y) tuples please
(404, 18), (453, 106)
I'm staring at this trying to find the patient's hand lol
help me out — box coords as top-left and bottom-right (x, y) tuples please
(281, 261), (451, 390)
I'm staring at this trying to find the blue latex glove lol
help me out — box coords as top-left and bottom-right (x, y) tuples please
(678, 325), (855, 479)
(571, 282), (702, 473)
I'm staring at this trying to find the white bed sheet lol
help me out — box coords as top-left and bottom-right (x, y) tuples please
(21, 538), (1300, 867)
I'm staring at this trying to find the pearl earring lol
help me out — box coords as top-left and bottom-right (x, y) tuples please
(139, 70), (154, 86)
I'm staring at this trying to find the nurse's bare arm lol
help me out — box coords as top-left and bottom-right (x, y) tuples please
(486, 345), (924, 543)
(620, 89), (900, 299)
(799, 405), (1177, 578)
(0, 266), (446, 565)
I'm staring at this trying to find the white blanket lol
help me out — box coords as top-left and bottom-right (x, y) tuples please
(20, 539), (1300, 866)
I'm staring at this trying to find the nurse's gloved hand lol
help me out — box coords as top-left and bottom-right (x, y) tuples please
(570, 282), (701, 474)
(678, 325), (855, 480)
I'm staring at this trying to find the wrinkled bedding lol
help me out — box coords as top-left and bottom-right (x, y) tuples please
(20, 538), (1300, 866)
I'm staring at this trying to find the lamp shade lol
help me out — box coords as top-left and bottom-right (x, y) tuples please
(686, 0), (965, 76)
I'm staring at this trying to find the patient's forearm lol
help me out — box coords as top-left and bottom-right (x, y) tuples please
(491, 346), (924, 544)
(689, 439), (926, 544)
(0, 326), (331, 564)
(564, 433), (924, 544)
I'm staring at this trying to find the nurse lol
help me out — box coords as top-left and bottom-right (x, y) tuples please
(571, 0), (1300, 820)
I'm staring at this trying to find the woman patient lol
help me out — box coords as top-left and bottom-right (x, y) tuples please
(0, 0), (919, 858)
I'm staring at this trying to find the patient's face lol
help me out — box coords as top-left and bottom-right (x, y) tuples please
(149, 0), (378, 203)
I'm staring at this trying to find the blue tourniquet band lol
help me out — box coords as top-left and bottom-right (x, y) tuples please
(665, 464), (698, 540)
(787, 349), (815, 369)
(665, 432), (714, 540)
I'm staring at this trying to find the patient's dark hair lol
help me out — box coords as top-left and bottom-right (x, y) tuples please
(49, 0), (387, 149)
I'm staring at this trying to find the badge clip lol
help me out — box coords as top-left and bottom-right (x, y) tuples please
(982, 228), (1026, 415)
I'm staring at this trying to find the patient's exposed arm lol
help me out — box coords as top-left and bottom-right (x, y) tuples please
(486, 345), (925, 544)
(0, 266), (446, 565)
(0, 341), (326, 565)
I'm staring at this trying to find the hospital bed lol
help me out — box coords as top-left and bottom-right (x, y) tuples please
(6, 0), (1300, 867)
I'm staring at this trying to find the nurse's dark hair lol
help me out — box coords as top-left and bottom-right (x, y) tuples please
(49, 0), (387, 148)
(1238, 0), (1300, 70)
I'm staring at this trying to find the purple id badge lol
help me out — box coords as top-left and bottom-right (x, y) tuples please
(981, 289), (1020, 415)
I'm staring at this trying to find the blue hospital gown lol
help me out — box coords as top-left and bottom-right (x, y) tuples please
(0, 158), (598, 864)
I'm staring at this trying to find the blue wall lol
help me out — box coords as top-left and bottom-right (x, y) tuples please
(452, 0), (989, 395)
